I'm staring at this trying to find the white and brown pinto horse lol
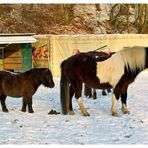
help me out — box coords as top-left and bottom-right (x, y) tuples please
(60, 47), (148, 116)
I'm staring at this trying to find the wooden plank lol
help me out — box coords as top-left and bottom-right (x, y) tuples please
(0, 59), (3, 70)
(0, 65), (3, 70)
(4, 51), (22, 58)
(0, 60), (3, 64)
(4, 63), (22, 70)
(4, 58), (22, 64)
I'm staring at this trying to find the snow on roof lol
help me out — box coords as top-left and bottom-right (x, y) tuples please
(0, 34), (37, 44)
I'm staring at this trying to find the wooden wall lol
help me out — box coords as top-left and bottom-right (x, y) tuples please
(4, 44), (22, 71)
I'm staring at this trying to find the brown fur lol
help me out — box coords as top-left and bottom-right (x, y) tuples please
(0, 68), (54, 113)
(60, 51), (113, 115)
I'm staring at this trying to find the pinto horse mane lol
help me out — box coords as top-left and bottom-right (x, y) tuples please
(102, 46), (146, 73)
(119, 46), (146, 72)
(97, 46), (146, 87)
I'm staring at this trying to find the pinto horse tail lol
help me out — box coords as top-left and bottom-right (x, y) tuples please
(60, 61), (70, 115)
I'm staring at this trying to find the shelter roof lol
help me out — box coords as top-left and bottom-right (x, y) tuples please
(0, 33), (37, 45)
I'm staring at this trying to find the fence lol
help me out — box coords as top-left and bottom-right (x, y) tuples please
(33, 34), (148, 77)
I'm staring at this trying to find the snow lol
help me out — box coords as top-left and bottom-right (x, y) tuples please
(0, 70), (148, 144)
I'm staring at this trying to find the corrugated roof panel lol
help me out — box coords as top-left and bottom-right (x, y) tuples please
(0, 36), (37, 44)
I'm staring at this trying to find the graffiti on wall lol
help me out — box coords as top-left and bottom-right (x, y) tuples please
(32, 47), (49, 68)
(33, 47), (48, 59)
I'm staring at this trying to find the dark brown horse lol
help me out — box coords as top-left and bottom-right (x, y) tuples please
(0, 68), (54, 113)
(60, 50), (113, 115)
(75, 50), (113, 99)
(60, 46), (148, 116)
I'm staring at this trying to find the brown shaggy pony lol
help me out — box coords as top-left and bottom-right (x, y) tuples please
(0, 68), (54, 113)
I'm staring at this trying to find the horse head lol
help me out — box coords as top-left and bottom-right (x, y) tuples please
(87, 51), (114, 62)
(41, 68), (55, 88)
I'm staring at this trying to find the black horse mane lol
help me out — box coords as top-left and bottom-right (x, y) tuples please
(23, 68), (48, 75)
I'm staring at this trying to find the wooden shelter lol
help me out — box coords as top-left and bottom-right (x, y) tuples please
(0, 33), (37, 72)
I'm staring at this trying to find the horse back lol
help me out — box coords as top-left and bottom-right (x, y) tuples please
(1, 72), (35, 98)
(61, 53), (97, 82)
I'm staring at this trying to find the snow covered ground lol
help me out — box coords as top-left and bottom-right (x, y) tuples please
(0, 70), (148, 144)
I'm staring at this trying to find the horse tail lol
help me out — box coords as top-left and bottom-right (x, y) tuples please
(60, 61), (70, 115)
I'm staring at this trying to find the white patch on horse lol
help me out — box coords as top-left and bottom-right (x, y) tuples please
(97, 46), (146, 88)
(111, 94), (118, 116)
(77, 97), (90, 116)
(97, 52), (124, 87)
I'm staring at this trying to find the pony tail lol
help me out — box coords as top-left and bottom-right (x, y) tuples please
(60, 62), (70, 115)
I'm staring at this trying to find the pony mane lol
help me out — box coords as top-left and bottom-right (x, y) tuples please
(97, 46), (146, 87)
(23, 68), (47, 75)
(118, 46), (146, 72)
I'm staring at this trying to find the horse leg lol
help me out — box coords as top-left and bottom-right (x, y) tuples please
(0, 94), (8, 112)
(21, 97), (27, 112)
(84, 84), (92, 98)
(111, 88), (120, 116)
(93, 89), (97, 99)
(69, 85), (75, 115)
(25, 97), (34, 113)
(112, 83), (130, 116)
(102, 89), (107, 96)
(75, 81), (90, 116)
(121, 88), (130, 114)
(107, 88), (112, 93)
(84, 84), (88, 97)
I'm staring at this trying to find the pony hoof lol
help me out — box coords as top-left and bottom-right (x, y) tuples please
(83, 112), (90, 116)
(93, 96), (97, 100)
(112, 112), (118, 117)
(3, 109), (8, 112)
(123, 110), (130, 114)
(68, 110), (75, 115)
(21, 109), (26, 112)
(29, 110), (34, 113)
(102, 92), (107, 96)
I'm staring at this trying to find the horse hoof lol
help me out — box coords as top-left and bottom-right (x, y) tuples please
(68, 110), (75, 115)
(102, 92), (107, 96)
(112, 112), (118, 117)
(83, 112), (90, 116)
(29, 110), (34, 113)
(21, 108), (26, 112)
(3, 109), (8, 112)
(123, 110), (130, 115)
(121, 107), (130, 115)
(93, 96), (97, 100)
